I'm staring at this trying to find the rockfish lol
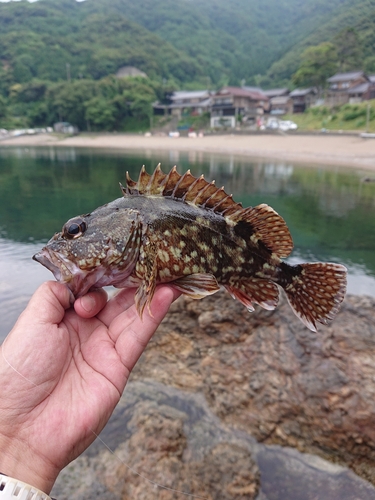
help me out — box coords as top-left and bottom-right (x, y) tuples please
(34, 165), (347, 331)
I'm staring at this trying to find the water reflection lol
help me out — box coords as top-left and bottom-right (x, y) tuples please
(1, 145), (375, 498)
(1, 145), (375, 342)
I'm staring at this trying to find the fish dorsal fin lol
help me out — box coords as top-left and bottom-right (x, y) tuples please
(123, 166), (293, 258)
(123, 164), (243, 215)
(230, 204), (293, 258)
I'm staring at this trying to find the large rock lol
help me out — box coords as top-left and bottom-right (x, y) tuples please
(52, 381), (375, 500)
(52, 381), (260, 499)
(132, 292), (375, 484)
(52, 292), (375, 499)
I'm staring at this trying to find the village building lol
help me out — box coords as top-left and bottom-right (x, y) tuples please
(269, 96), (293, 115)
(289, 88), (317, 113)
(263, 88), (290, 99)
(326, 71), (369, 105)
(210, 86), (269, 128)
(347, 75), (375, 103)
(152, 90), (212, 119)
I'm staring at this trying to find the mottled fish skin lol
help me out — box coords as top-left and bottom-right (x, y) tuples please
(33, 165), (347, 331)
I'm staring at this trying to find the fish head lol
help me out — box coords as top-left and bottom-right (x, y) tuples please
(33, 204), (142, 297)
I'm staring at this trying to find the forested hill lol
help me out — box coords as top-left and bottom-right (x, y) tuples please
(1, 0), (374, 92)
(266, 0), (375, 85)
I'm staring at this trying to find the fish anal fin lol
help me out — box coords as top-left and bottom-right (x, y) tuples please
(172, 273), (220, 299)
(283, 262), (347, 331)
(225, 278), (279, 312)
(233, 204), (294, 258)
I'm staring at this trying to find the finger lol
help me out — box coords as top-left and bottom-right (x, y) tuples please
(96, 287), (139, 327)
(112, 285), (181, 377)
(74, 288), (108, 318)
(18, 281), (72, 327)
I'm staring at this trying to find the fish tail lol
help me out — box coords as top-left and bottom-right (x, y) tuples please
(283, 262), (347, 331)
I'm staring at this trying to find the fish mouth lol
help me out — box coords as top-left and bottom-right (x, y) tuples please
(33, 248), (65, 282)
(33, 247), (83, 293)
(33, 247), (108, 298)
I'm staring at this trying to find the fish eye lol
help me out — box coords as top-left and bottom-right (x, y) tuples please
(63, 218), (87, 239)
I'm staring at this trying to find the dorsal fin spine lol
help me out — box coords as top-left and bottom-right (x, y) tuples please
(122, 166), (251, 221)
(192, 180), (215, 205)
(181, 174), (204, 201)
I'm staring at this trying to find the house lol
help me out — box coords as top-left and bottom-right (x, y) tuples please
(263, 88), (290, 99)
(210, 86), (269, 128)
(289, 88), (317, 113)
(152, 90), (212, 119)
(326, 71), (369, 105)
(347, 75), (375, 103)
(269, 95), (293, 115)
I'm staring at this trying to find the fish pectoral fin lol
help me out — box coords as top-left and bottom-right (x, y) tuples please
(225, 277), (279, 312)
(172, 273), (221, 299)
(134, 250), (158, 318)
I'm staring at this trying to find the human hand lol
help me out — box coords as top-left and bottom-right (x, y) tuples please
(0, 281), (180, 494)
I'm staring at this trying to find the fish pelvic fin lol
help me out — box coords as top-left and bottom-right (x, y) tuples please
(283, 262), (347, 332)
(225, 277), (279, 313)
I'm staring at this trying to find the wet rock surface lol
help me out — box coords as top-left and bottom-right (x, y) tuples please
(53, 381), (260, 499)
(132, 293), (375, 485)
(52, 293), (375, 499)
(52, 381), (375, 500)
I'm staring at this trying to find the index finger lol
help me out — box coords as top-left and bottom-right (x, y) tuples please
(107, 286), (181, 384)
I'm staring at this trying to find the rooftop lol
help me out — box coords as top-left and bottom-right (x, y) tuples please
(290, 88), (316, 97)
(263, 88), (290, 97)
(216, 86), (268, 101)
(327, 71), (366, 83)
(171, 90), (210, 101)
(348, 82), (371, 94)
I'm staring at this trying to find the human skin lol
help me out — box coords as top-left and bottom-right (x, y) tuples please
(0, 281), (180, 494)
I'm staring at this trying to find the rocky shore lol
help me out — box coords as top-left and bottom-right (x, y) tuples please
(52, 293), (375, 499)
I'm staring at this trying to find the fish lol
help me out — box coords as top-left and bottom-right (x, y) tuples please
(33, 164), (347, 331)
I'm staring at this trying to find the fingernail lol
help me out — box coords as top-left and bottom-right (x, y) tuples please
(80, 294), (95, 313)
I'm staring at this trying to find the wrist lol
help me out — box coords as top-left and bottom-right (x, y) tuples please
(0, 435), (59, 494)
(0, 473), (53, 499)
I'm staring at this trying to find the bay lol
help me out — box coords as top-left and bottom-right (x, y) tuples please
(1, 144), (375, 498)
(1, 145), (375, 341)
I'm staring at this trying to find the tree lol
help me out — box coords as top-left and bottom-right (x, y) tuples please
(333, 27), (363, 72)
(84, 97), (116, 130)
(292, 42), (338, 95)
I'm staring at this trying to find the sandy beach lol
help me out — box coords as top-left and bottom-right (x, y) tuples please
(1, 132), (375, 171)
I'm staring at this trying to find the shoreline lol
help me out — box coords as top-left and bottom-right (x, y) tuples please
(1, 132), (375, 171)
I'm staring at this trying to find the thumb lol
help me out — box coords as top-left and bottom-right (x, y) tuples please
(20, 281), (72, 327)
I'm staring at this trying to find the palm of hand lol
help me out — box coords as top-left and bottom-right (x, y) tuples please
(0, 281), (178, 487)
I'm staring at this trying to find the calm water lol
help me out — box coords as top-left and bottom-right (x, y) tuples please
(1, 145), (375, 340)
(2, 145), (375, 498)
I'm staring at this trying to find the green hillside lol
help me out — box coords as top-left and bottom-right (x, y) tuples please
(1, 0), (375, 132)
(0, 0), (367, 91)
(266, 0), (375, 85)
(0, 0), (204, 90)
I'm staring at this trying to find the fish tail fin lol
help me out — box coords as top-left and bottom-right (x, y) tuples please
(283, 262), (347, 331)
